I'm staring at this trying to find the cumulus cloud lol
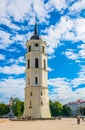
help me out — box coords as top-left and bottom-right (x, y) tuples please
(78, 65), (85, 78)
(69, 0), (85, 14)
(0, 64), (25, 75)
(42, 15), (85, 55)
(63, 43), (85, 62)
(0, 30), (12, 49)
(62, 49), (79, 61)
(48, 77), (85, 104)
(45, 0), (67, 12)
(0, 77), (25, 103)
(0, 0), (85, 53)
(0, 0), (31, 21)
(0, 0), (50, 22)
(0, 17), (20, 30)
(7, 56), (25, 65)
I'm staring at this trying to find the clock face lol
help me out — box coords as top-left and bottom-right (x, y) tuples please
(35, 43), (39, 47)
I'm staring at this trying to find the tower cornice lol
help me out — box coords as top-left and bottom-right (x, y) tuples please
(26, 51), (47, 57)
(26, 39), (47, 47)
(25, 68), (48, 73)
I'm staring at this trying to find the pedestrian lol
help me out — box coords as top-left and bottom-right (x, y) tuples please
(77, 115), (80, 124)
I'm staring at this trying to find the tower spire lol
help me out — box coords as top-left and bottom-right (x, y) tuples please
(34, 18), (38, 35)
(30, 17), (40, 40)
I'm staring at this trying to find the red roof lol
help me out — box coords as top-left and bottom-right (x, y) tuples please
(68, 99), (85, 105)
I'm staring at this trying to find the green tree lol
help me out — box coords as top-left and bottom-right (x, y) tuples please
(12, 98), (24, 117)
(79, 107), (85, 115)
(83, 107), (85, 115)
(0, 103), (9, 116)
(63, 105), (72, 117)
(49, 100), (63, 117)
(53, 101), (63, 116)
(49, 100), (55, 117)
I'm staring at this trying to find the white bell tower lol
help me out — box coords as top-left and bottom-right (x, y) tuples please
(23, 22), (51, 119)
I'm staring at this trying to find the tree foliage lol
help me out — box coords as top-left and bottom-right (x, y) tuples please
(0, 103), (9, 116)
(0, 99), (73, 118)
(49, 101), (72, 117)
(12, 98), (24, 117)
(63, 105), (72, 116)
(49, 100), (63, 117)
(79, 107), (85, 115)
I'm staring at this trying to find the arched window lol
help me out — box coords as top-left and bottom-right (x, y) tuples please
(41, 91), (43, 96)
(35, 58), (39, 68)
(41, 102), (43, 106)
(28, 59), (30, 68)
(30, 101), (32, 105)
(29, 45), (31, 52)
(35, 77), (38, 84)
(30, 92), (32, 96)
(44, 59), (46, 69)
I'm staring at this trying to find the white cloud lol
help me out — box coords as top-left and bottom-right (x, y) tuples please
(0, 77), (25, 103)
(63, 49), (79, 61)
(12, 34), (28, 48)
(42, 16), (74, 54)
(78, 44), (85, 49)
(48, 55), (56, 59)
(78, 66), (85, 78)
(0, 0), (32, 21)
(8, 58), (15, 64)
(0, 0), (8, 17)
(32, 0), (50, 22)
(74, 18), (85, 42)
(63, 43), (85, 62)
(0, 64), (25, 75)
(45, 0), (67, 12)
(79, 50), (85, 59)
(48, 77), (85, 104)
(0, 54), (5, 60)
(0, 0), (50, 22)
(0, 0), (85, 53)
(48, 62), (85, 104)
(48, 78), (74, 104)
(7, 56), (25, 65)
(18, 56), (25, 63)
(69, 0), (85, 14)
(72, 77), (85, 88)
(0, 30), (11, 49)
(47, 66), (54, 72)
(72, 65), (85, 87)
(0, 17), (20, 30)
(78, 44), (85, 59)
(8, 47), (18, 52)
(0, 30), (28, 49)
(42, 15), (85, 55)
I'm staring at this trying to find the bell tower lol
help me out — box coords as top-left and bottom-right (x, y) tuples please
(23, 22), (51, 119)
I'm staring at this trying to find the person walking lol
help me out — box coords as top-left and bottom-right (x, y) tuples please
(77, 115), (80, 124)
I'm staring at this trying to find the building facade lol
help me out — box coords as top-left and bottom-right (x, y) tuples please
(67, 99), (85, 116)
(23, 22), (51, 119)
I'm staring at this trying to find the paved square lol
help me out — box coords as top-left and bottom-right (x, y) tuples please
(0, 118), (85, 130)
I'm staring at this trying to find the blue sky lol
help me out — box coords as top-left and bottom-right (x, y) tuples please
(0, 0), (85, 104)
